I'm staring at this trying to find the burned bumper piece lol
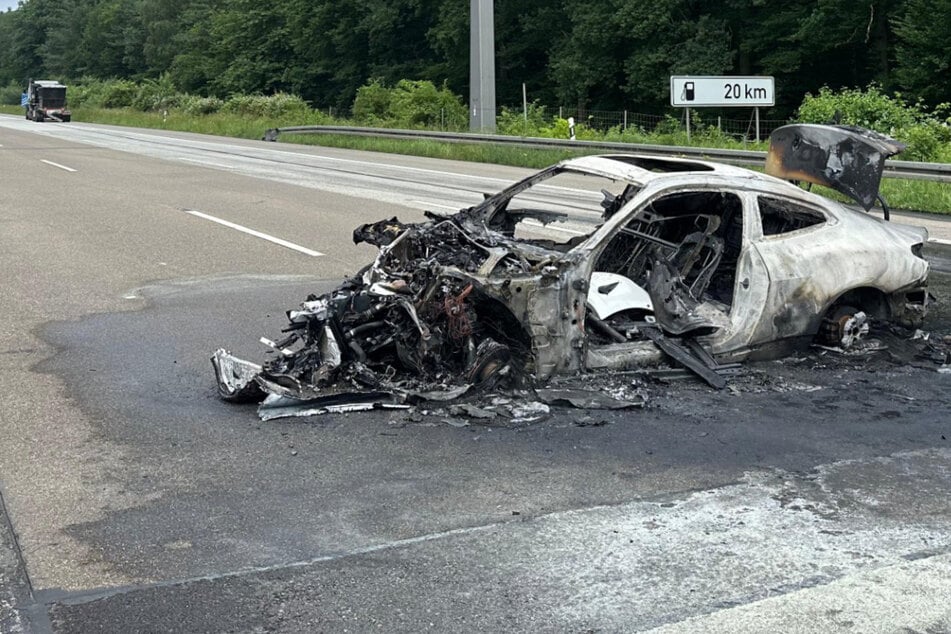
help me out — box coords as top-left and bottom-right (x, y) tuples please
(765, 124), (905, 211)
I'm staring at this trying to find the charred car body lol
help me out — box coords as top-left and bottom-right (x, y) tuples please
(213, 128), (931, 416)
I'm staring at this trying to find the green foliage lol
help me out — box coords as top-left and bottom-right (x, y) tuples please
(0, 0), (948, 120)
(894, 0), (951, 105)
(898, 116), (951, 162)
(178, 95), (224, 116)
(388, 80), (467, 129)
(654, 115), (686, 136)
(220, 93), (311, 118)
(496, 103), (551, 136)
(131, 73), (179, 110)
(797, 85), (918, 131)
(351, 79), (467, 130)
(797, 86), (951, 161)
(0, 81), (23, 106)
(70, 78), (139, 108)
(352, 79), (393, 124)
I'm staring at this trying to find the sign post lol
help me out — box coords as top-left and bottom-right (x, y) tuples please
(670, 76), (775, 142)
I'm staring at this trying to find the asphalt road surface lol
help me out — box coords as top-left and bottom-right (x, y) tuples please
(1, 115), (950, 633)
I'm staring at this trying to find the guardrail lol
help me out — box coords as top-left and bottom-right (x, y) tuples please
(263, 125), (951, 183)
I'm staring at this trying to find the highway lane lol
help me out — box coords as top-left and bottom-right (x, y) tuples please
(0, 119), (428, 600)
(0, 114), (527, 214)
(1, 118), (950, 632)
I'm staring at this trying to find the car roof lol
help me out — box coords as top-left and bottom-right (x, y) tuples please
(558, 153), (874, 220)
(560, 154), (780, 186)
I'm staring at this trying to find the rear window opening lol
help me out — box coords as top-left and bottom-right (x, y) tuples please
(758, 196), (826, 236)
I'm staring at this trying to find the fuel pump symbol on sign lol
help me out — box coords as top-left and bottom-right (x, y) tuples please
(682, 81), (695, 102)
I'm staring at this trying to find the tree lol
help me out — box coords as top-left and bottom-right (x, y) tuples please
(205, 0), (293, 96)
(78, 0), (145, 77)
(549, 0), (625, 111)
(167, 0), (223, 94)
(619, 9), (734, 107)
(893, 0), (951, 104)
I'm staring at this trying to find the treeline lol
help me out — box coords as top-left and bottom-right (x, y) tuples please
(0, 0), (949, 115)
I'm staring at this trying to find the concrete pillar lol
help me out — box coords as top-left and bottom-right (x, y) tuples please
(469, 0), (496, 132)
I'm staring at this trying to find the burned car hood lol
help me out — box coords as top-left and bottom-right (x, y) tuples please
(765, 124), (906, 211)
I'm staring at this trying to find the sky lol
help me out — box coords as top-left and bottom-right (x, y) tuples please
(1, 1), (18, 11)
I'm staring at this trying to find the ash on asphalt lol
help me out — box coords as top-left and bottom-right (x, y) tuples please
(33, 270), (951, 590)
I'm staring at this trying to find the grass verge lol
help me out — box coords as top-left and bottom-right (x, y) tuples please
(3, 105), (949, 214)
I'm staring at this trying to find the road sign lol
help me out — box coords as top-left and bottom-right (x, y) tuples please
(670, 76), (775, 107)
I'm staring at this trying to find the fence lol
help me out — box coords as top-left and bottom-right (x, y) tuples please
(322, 104), (788, 140)
(556, 108), (788, 140)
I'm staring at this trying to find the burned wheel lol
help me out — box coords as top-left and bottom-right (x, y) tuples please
(818, 304), (869, 349)
(466, 339), (512, 387)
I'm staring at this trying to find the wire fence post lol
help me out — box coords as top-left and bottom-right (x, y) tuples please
(522, 83), (528, 122)
(623, 110), (628, 130)
(755, 107), (760, 143)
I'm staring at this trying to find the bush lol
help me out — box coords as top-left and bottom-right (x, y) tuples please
(797, 85), (916, 131)
(220, 93), (310, 118)
(132, 74), (180, 111)
(797, 85), (951, 161)
(352, 78), (392, 125)
(0, 82), (24, 106)
(69, 78), (139, 109)
(97, 79), (138, 109)
(389, 79), (468, 130)
(179, 95), (224, 116)
(350, 79), (468, 130)
(496, 103), (551, 136)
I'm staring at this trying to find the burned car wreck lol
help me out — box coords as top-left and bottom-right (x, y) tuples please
(213, 128), (932, 419)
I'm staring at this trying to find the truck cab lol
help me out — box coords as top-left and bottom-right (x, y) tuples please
(24, 80), (71, 122)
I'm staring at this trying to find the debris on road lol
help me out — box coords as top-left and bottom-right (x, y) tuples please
(535, 388), (645, 410)
(213, 146), (935, 420)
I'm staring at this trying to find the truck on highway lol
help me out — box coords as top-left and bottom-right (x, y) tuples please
(22, 79), (71, 122)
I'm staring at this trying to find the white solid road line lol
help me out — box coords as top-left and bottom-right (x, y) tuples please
(41, 159), (77, 172)
(180, 157), (236, 170)
(410, 200), (461, 211)
(184, 209), (324, 257)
